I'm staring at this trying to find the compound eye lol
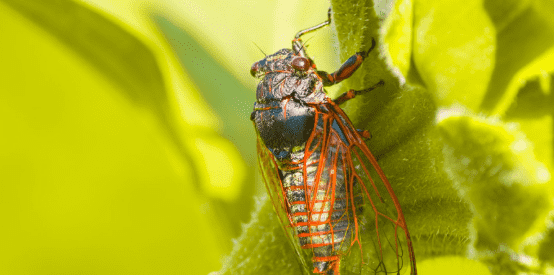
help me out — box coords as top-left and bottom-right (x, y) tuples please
(291, 57), (310, 71)
(250, 62), (260, 77)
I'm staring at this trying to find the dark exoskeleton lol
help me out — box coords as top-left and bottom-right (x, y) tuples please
(250, 9), (416, 275)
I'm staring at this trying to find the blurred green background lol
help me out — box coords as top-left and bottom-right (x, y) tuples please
(1, 0), (554, 274)
(0, 0), (337, 274)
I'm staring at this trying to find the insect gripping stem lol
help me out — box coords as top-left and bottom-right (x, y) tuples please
(251, 7), (416, 275)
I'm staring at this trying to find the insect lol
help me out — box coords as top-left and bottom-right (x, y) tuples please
(250, 9), (416, 275)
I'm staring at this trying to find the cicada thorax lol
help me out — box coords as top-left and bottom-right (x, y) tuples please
(252, 50), (326, 163)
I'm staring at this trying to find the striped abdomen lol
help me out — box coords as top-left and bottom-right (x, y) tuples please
(279, 116), (352, 274)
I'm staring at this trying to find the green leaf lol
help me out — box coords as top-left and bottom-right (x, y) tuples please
(537, 215), (554, 265)
(382, 0), (413, 79)
(505, 78), (551, 119)
(504, 73), (554, 175)
(411, 0), (496, 111)
(152, 14), (258, 241)
(333, 0), (472, 260)
(437, 110), (551, 252)
(481, 0), (554, 114)
(0, 0), (251, 203)
(217, 197), (303, 275)
(0, 0), (243, 273)
(418, 256), (492, 275)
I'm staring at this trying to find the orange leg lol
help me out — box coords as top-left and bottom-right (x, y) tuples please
(333, 80), (384, 105)
(318, 39), (378, 87)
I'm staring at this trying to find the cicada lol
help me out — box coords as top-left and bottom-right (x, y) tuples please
(250, 9), (416, 275)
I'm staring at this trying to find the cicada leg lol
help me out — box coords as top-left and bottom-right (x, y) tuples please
(318, 38), (379, 87)
(357, 129), (371, 140)
(292, 8), (331, 57)
(332, 80), (384, 140)
(333, 80), (384, 106)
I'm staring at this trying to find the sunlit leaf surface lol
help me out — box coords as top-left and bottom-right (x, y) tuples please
(1, 0), (553, 274)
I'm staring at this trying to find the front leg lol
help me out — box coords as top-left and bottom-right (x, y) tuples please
(317, 38), (377, 87)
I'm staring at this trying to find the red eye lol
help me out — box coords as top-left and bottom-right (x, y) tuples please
(291, 57), (310, 71)
(250, 62), (260, 77)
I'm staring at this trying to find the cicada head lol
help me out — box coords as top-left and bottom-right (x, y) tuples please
(250, 49), (315, 78)
(251, 48), (324, 104)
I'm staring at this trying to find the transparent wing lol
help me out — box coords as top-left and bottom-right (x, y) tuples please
(255, 133), (311, 272)
(322, 103), (417, 275)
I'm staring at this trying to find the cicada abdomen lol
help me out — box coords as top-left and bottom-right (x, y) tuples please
(251, 9), (416, 275)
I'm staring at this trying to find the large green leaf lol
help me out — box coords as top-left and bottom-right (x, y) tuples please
(412, 0), (496, 112)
